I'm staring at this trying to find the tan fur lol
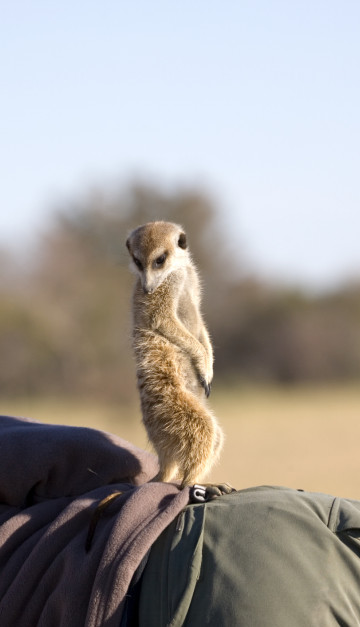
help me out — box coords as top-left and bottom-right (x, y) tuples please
(126, 221), (224, 486)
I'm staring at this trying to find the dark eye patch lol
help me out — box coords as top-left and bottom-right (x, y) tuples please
(133, 257), (143, 270)
(154, 253), (166, 267)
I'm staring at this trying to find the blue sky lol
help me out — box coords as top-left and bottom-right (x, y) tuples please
(1, 1), (359, 288)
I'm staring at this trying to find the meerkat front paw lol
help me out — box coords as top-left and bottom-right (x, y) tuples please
(199, 376), (212, 398)
(196, 352), (213, 397)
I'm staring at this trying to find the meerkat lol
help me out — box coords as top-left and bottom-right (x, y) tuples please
(126, 220), (224, 487)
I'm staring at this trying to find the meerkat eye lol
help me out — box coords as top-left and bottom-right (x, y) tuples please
(133, 257), (143, 271)
(154, 253), (167, 268)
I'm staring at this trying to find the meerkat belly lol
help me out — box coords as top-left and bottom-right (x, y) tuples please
(177, 295), (202, 339)
(134, 328), (201, 399)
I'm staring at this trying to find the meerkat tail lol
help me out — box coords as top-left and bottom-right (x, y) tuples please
(134, 330), (224, 486)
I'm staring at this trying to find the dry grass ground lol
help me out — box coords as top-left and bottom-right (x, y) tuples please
(2, 383), (360, 499)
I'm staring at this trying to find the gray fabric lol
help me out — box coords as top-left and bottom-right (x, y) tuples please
(0, 415), (190, 626)
(139, 486), (360, 626)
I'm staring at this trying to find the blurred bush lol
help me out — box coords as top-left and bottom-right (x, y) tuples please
(1, 181), (359, 400)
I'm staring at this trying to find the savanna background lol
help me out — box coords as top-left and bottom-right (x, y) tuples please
(1, 3), (360, 498)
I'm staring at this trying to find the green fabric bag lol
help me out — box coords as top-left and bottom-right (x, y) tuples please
(139, 486), (360, 626)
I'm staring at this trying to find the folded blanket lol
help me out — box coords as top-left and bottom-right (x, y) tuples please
(0, 415), (190, 626)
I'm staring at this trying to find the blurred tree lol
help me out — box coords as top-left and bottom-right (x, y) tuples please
(214, 281), (360, 383)
(0, 182), (222, 400)
(0, 180), (359, 401)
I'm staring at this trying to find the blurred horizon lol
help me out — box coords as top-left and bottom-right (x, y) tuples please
(1, 175), (360, 296)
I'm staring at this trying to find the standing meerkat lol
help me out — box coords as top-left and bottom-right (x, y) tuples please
(126, 220), (224, 487)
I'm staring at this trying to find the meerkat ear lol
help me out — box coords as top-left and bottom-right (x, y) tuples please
(178, 232), (187, 249)
(126, 237), (131, 251)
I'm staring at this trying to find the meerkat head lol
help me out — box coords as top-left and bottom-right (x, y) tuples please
(126, 221), (189, 294)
